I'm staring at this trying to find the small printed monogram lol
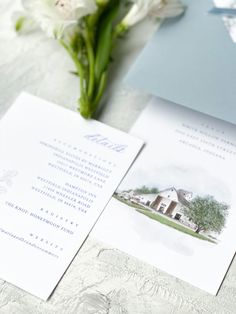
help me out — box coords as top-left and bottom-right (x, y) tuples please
(0, 170), (18, 194)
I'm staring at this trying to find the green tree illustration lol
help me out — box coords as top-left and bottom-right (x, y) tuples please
(184, 195), (229, 234)
(134, 186), (159, 195)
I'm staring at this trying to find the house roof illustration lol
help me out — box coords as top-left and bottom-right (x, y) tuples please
(158, 187), (192, 207)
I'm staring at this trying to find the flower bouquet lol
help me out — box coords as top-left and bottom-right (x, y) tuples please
(14, 0), (185, 119)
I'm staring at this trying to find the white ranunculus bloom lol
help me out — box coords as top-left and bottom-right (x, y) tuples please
(122, 0), (185, 28)
(16, 0), (97, 38)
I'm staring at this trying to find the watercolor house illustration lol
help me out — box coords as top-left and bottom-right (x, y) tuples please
(118, 187), (197, 229)
(150, 187), (192, 221)
(117, 186), (227, 239)
(118, 187), (200, 230)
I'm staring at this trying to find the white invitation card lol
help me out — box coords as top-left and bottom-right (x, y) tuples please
(93, 97), (236, 295)
(0, 93), (143, 300)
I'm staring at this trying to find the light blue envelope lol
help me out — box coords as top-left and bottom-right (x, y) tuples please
(125, 0), (236, 125)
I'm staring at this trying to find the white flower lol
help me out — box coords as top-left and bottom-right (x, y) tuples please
(122, 0), (185, 28)
(15, 0), (97, 38)
(150, 0), (186, 18)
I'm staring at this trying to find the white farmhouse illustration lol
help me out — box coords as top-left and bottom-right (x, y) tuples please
(117, 186), (224, 238)
(118, 187), (197, 229)
(150, 187), (192, 219)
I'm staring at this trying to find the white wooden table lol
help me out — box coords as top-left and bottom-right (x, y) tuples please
(0, 1), (236, 313)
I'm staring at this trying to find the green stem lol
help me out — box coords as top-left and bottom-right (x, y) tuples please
(91, 18), (124, 114)
(60, 39), (86, 100)
(92, 71), (108, 112)
(79, 97), (92, 119)
(84, 25), (95, 100)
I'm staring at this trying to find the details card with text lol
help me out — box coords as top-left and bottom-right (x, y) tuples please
(93, 97), (236, 295)
(0, 93), (143, 300)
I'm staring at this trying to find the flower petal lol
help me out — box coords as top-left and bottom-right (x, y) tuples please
(122, 0), (164, 27)
(21, 0), (35, 10)
(20, 0), (98, 39)
(150, 0), (186, 18)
